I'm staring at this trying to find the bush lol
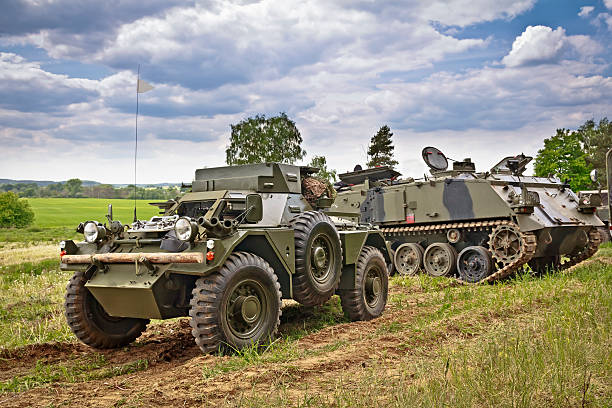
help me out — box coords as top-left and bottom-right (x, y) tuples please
(0, 192), (35, 228)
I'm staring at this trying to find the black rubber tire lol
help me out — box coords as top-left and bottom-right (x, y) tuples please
(189, 252), (282, 354)
(457, 246), (493, 283)
(289, 211), (342, 306)
(338, 246), (388, 321)
(64, 268), (149, 349)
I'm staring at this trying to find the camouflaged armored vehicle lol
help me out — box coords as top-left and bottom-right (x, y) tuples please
(60, 163), (391, 353)
(331, 147), (603, 283)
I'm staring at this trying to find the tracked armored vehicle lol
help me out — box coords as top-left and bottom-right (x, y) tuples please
(331, 147), (603, 283)
(60, 163), (391, 353)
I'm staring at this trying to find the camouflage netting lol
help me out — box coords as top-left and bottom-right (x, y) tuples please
(302, 177), (335, 207)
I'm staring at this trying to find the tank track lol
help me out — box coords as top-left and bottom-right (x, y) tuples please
(381, 219), (511, 236)
(560, 229), (601, 270)
(381, 219), (537, 284)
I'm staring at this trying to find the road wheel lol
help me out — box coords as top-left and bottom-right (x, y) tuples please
(290, 211), (342, 306)
(64, 268), (149, 349)
(423, 243), (457, 277)
(457, 246), (493, 283)
(189, 252), (281, 354)
(394, 243), (424, 275)
(339, 246), (388, 321)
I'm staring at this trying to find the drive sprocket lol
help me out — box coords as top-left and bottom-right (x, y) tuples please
(488, 224), (524, 266)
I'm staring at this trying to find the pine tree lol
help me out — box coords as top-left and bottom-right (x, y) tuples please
(367, 125), (398, 168)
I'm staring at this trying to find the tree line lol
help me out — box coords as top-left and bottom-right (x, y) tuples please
(225, 113), (611, 191)
(225, 113), (398, 182)
(1, 179), (181, 200)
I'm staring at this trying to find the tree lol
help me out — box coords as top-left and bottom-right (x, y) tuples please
(533, 128), (591, 191)
(307, 156), (337, 183)
(0, 192), (35, 228)
(65, 178), (83, 197)
(225, 113), (306, 165)
(579, 117), (612, 188)
(367, 125), (398, 168)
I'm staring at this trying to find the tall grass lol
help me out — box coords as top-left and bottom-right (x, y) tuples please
(0, 259), (74, 349)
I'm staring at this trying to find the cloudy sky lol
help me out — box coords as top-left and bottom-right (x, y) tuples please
(1, 0), (611, 184)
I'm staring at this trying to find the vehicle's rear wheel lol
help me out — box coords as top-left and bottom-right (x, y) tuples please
(290, 211), (342, 306)
(65, 268), (149, 349)
(457, 246), (493, 283)
(339, 246), (388, 321)
(394, 243), (424, 275)
(189, 252), (281, 354)
(423, 243), (457, 277)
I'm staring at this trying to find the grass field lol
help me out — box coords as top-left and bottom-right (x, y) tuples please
(0, 199), (610, 406)
(0, 245), (610, 406)
(0, 198), (160, 244)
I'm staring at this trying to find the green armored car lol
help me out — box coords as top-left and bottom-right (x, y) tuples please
(331, 147), (603, 283)
(60, 163), (391, 353)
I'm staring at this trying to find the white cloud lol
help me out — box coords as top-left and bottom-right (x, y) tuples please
(605, 0), (612, 10)
(595, 12), (612, 30)
(501, 25), (600, 67)
(0, 1), (609, 185)
(0, 52), (99, 112)
(502, 26), (567, 67)
(419, 0), (535, 26)
(578, 6), (594, 17)
(1, 0), (531, 92)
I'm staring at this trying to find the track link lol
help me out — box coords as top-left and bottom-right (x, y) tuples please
(560, 229), (602, 270)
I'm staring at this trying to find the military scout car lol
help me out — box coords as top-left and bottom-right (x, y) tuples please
(60, 163), (391, 353)
(331, 147), (603, 283)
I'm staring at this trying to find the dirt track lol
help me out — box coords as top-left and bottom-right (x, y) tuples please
(0, 281), (440, 407)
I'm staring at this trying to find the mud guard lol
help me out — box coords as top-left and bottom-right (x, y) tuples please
(337, 230), (391, 290)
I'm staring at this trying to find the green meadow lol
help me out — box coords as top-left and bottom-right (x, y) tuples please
(0, 198), (160, 244)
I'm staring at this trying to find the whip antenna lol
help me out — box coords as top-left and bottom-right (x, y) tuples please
(133, 64), (154, 223)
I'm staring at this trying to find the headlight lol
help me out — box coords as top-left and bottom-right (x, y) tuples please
(174, 217), (198, 242)
(83, 221), (106, 243)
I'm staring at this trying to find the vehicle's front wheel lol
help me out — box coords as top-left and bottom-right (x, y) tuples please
(339, 246), (388, 321)
(64, 268), (149, 349)
(189, 252), (282, 354)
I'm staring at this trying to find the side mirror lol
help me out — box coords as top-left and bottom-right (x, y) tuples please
(245, 194), (263, 223)
(590, 169), (598, 183)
